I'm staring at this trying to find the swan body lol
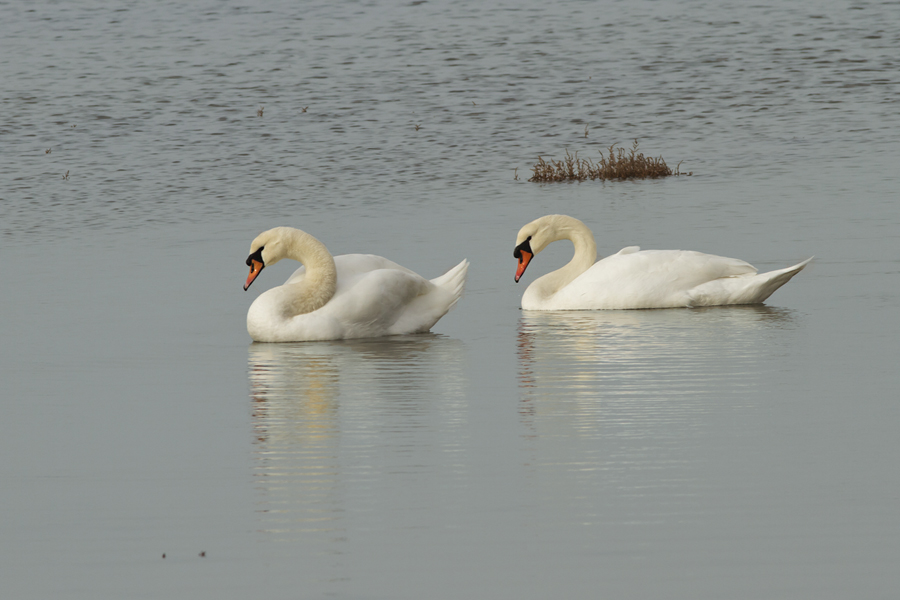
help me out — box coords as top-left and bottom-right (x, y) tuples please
(244, 227), (468, 342)
(514, 215), (811, 310)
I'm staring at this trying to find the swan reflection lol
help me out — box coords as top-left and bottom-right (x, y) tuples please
(517, 306), (799, 435)
(248, 334), (466, 542)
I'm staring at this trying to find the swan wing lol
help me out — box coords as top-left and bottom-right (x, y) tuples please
(553, 250), (758, 309)
(298, 257), (467, 339)
(320, 268), (432, 336)
(326, 259), (468, 336)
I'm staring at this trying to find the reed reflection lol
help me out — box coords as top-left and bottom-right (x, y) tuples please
(248, 335), (466, 543)
(517, 306), (799, 436)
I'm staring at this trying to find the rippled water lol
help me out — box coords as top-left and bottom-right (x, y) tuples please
(2, 1), (899, 598)
(4, 0), (900, 237)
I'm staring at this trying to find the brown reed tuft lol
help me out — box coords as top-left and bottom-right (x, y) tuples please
(528, 139), (690, 182)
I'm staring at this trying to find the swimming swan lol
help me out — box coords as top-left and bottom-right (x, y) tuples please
(513, 215), (811, 310)
(244, 227), (469, 341)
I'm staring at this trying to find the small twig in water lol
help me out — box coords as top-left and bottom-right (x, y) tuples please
(674, 160), (693, 176)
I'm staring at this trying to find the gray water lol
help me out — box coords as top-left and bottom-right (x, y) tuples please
(2, 1), (899, 598)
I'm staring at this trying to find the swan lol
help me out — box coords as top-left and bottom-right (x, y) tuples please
(243, 227), (469, 342)
(513, 215), (811, 310)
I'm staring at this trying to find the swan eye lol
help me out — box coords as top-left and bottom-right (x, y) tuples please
(246, 246), (265, 267)
(513, 237), (533, 259)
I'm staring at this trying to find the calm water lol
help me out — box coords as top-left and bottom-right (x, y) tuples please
(2, 1), (899, 598)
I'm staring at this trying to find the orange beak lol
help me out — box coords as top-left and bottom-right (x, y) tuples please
(515, 249), (533, 283)
(244, 259), (264, 291)
(514, 237), (535, 283)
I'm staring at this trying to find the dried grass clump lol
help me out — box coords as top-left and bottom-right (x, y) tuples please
(528, 140), (689, 182)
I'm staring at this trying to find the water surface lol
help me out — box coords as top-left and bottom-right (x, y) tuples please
(2, 1), (899, 598)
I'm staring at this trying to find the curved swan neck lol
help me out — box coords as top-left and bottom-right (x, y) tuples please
(529, 216), (598, 300)
(276, 228), (337, 316)
(553, 215), (598, 271)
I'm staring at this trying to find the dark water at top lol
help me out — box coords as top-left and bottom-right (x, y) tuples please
(2, 1), (899, 598)
(4, 0), (899, 236)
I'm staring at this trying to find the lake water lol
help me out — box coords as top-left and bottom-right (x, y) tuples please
(2, 1), (899, 598)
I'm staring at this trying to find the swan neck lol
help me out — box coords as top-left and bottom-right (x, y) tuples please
(283, 230), (337, 316)
(562, 220), (598, 273)
(531, 219), (598, 300)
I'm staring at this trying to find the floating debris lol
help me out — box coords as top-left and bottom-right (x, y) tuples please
(63, 170), (69, 180)
(528, 140), (690, 182)
(257, 106), (264, 117)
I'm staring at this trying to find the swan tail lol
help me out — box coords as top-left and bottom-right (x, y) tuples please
(688, 257), (813, 306)
(387, 259), (469, 335)
(430, 259), (470, 311)
(749, 256), (813, 303)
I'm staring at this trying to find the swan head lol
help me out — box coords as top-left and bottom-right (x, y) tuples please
(244, 227), (293, 291)
(514, 215), (594, 282)
(513, 215), (569, 282)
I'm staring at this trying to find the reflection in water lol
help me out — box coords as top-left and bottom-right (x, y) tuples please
(248, 335), (466, 543)
(517, 306), (799, 438)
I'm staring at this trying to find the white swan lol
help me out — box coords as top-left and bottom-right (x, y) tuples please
(514, 215), (811, 310)
(244, 227), (469, 342)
